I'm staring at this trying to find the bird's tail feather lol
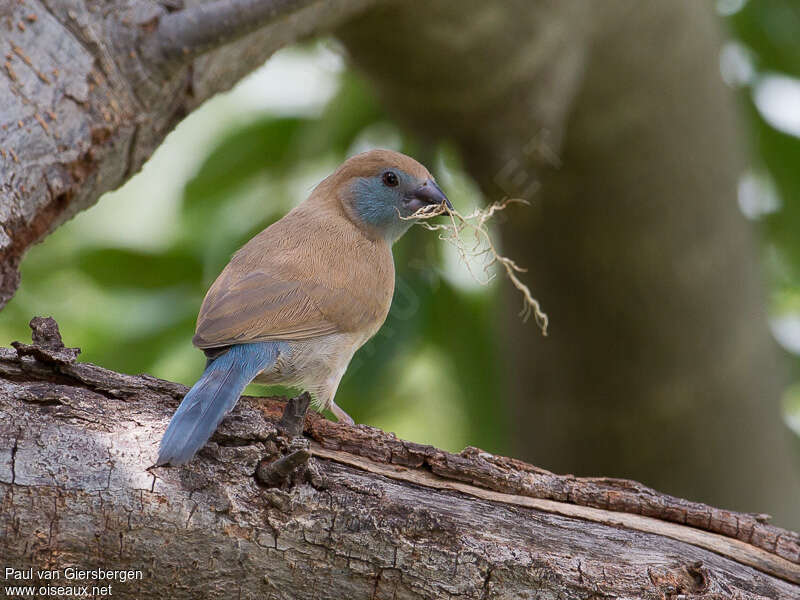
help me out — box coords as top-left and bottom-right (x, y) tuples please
(157, 342), (281, 466)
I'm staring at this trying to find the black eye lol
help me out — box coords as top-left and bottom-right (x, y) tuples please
(382, 171), (399, 187)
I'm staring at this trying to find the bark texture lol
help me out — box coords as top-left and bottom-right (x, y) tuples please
(1, 318), (799, 598)
(336, 0), (800, 529)
(0, 0), (379, 306)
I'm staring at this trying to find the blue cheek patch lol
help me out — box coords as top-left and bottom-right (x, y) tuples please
(349, 174), (416, 243)
(352, 177), (400, 227)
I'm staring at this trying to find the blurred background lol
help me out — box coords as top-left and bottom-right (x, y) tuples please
(2, 1), (799, 524)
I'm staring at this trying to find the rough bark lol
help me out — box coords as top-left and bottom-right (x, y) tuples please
(0, 318), (799, 598)
(0, 0), (379, 306)
(336, 0), (800, 529)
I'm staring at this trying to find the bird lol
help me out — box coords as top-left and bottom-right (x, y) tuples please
(157, 149), (452, 465)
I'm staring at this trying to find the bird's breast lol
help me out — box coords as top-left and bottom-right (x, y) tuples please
(315, 234), (395, 337)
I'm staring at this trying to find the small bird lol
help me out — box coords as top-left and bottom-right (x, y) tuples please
(157, 149), (451, 465)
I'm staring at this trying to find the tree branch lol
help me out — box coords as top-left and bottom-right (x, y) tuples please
(0, 318), (798, 597)
(310, 445), (800, 584)
(141, 0), (318, 67)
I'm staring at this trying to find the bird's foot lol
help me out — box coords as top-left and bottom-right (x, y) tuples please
(330, 401), (355, 425)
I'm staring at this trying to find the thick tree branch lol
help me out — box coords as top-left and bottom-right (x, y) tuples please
(0, 318), (798, 598)
(310, 446), (800, 584)
(141, 0), (318, 68)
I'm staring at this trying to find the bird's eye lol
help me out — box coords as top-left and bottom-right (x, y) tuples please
(382, 171), (399, 187)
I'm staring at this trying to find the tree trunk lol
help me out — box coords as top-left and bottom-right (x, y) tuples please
(1, 318), (798, 598)
(336, 0), (800, 529)
(501, 0), (800, 528)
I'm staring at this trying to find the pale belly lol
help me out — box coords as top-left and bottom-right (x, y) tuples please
(252, 331), (371, 409)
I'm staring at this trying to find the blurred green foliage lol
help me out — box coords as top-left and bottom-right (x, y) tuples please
(730, 2), (800, 281)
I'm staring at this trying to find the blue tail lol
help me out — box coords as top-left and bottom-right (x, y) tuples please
(157, 342), (283, 466)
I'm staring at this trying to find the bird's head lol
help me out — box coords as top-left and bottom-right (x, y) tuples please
(330, 149), (452, 243)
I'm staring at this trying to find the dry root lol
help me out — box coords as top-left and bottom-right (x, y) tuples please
(402, 199), (548, 335)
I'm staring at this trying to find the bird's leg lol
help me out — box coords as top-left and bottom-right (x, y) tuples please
(321, 363), (355, 425)
(330, 400), (355, 425)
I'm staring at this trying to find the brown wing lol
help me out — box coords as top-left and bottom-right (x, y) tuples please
(192, 269), (339, 348)
(192, 202), (394, 349)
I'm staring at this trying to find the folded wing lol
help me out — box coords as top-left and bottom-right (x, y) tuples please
(192, 207), (393, 349)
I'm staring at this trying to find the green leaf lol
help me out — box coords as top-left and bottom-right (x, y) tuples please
(729, 0), (800, 74)
(76, 247), (204, 290)
(183, 116), (311, 215)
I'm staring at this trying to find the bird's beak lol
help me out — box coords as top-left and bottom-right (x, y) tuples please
(407, 179), (453, 214)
